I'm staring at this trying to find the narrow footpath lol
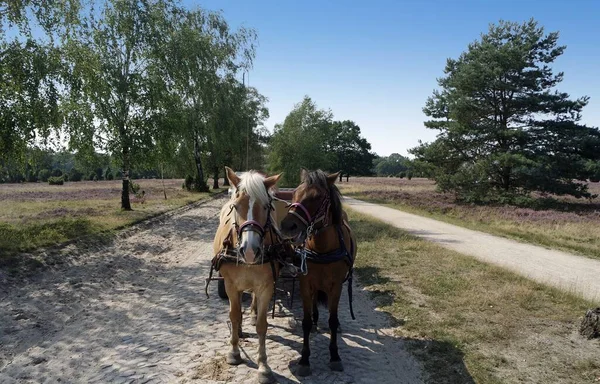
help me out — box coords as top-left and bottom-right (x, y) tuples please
(344, 197), (600, 303)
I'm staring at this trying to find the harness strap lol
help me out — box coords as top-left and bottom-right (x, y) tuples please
(270, 259), (277, 319)
(238, 219), (265, 237)
(288, 209), (309, 227)
(348, 270), (355, 320)
(289, 202), (312, 223)
(205, 263), (215, 299)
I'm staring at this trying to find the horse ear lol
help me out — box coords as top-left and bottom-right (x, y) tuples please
(225, 166), (241, 187)
(327, 171), (341, 185)
(300, 168), (309, 181)
(264, 173), (282, 190)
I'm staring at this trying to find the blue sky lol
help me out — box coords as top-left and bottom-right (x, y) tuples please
(191, 0), (600, 157)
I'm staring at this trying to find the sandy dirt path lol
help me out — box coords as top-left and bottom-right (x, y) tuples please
(0, 197), (422, 384)
(345, 197), (600, 303)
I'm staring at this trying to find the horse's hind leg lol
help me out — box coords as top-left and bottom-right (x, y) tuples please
(311, 294), (319, 333)
(255, 287), (275, 383)
(298, 278), (313, 376)
(327, 283), (344, 372)
(225, 285), (243, 365)
(250, 291), (258, 326)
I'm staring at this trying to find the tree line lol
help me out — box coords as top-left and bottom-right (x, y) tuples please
(2, 1), (381, 204)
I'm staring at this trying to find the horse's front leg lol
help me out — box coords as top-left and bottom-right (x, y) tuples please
(328, 283), (344, 372)
(225, 283), (243, 365)
(255, 286), (275, 383)
(298, 277), (313, 376)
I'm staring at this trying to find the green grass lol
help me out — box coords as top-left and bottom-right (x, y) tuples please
(0, 180), (224, 269)
(0, 218), (99, 253)
(349, 209), (600, 384)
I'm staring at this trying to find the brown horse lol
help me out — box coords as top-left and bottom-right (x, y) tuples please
(212, 167), (283, 384)
(280, 169), (356, 377)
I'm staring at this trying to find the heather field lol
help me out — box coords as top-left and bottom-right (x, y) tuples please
(0, 179), (222, 261)
(339, 177), (600, 259)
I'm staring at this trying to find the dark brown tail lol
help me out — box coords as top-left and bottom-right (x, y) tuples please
(316, 290), (328, 307)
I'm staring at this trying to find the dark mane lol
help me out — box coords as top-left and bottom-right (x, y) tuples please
(303, 170), (343, 226)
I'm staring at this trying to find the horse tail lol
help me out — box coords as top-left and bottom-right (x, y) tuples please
(316, 290), (328, 307)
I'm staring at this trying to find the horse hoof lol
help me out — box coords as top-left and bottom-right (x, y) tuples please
(258, 370), (275, 384)
(329, 360), (344, 372)
(297, 365), (311, 377)
(226, 351), (243, 365)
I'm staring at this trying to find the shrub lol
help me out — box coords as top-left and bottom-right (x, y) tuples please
(38, 169), (51, 182)
(48, 176), (64, 185)
(407, 171), (413, 180)
(88, 172), (96, 181)
(69, 169), (83, 182)
(104, 167), (113, 180)
(51, 169), (63, 177)
(399, 172), (406, 178)
(63, 173), (69, 182)
(26, 172), (38, 182)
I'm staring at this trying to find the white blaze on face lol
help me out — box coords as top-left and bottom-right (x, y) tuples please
(241, 195), (259, 262)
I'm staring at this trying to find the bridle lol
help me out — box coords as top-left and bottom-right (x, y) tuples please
(237, 218), (267, 239)
(226, 191), (275, 263)
(288, 190), (331, 238)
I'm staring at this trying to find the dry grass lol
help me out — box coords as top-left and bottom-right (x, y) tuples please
(340, 177), (600, 259)
(0, 179), (223, 262)
(349, 209), (600, 384)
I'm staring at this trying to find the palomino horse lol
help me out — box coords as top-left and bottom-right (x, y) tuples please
(280, 169), (356, 376)
(212, 167), (283, 384)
